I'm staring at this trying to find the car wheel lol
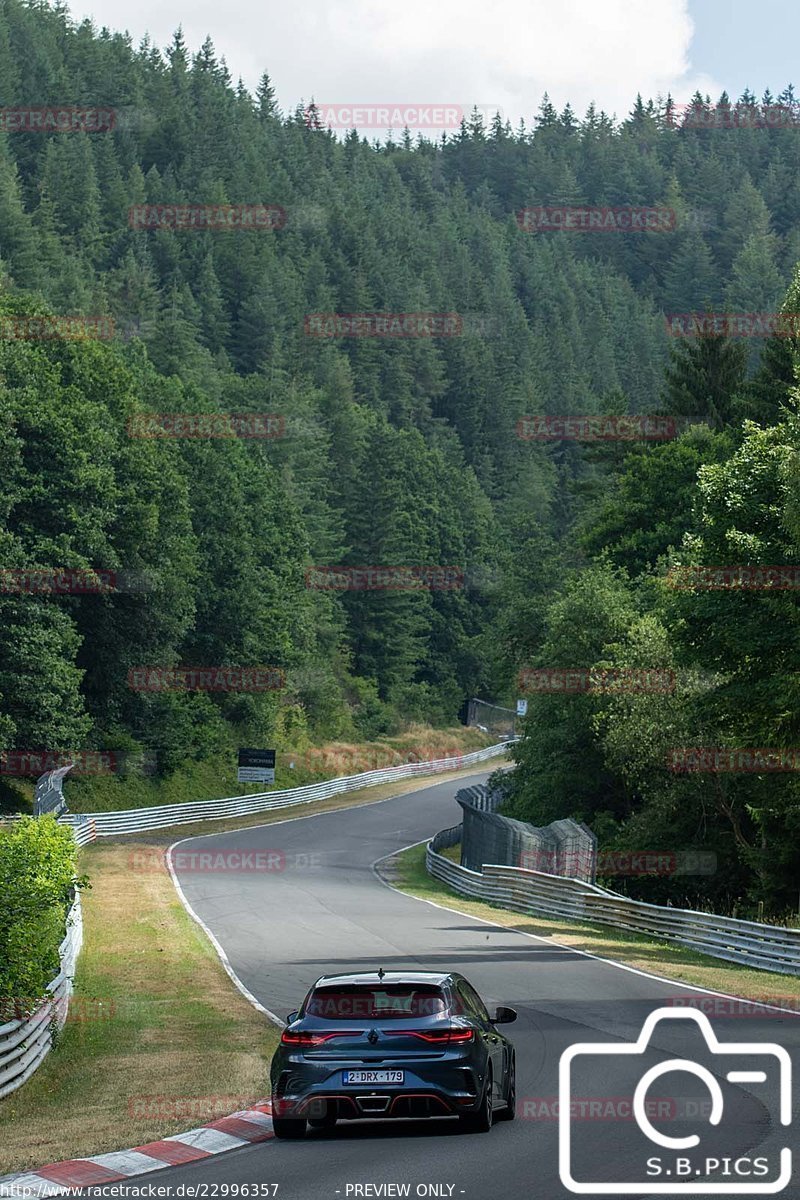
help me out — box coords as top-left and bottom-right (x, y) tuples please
(459, 1068), (493, 1133)
(497, 1058), (515, 1121)
(271, 1116), (307, 1139)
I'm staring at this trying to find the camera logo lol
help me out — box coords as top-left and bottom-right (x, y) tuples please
(559, 1007), (792, 1193)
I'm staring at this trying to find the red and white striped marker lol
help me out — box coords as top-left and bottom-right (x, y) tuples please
(0, 1101), (273, 1196)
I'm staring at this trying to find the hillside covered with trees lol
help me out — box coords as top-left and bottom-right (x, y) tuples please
(1, 0), (800, 915)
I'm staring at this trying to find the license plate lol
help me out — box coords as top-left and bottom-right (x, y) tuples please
(342, 1070), (404, 1085)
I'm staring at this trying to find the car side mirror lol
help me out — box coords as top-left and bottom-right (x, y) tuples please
(286, 1010), (299, 1024)
(492, 1006), (517, 1024)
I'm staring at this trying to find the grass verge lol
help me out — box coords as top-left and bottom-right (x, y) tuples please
(91, 758), (506, 846)
(0, 760), (506, 1175)
(3, 725), (495, 815)
(0, 840), (277, 1176)
(386, 843), (800, 1007)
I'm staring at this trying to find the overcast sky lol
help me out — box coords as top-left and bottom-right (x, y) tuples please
(64, 0), (799, 132)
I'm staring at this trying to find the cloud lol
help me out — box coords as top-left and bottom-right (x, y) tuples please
(69, 0), (722, 130)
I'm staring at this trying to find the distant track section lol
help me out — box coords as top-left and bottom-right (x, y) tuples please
(58, 743), (511, 841)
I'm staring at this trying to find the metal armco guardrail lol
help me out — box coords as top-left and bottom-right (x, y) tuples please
(57, 743), (510, 843)
(431, 825), (462, 852)
(0, 893), (82, 1099)
(426, 839), (800, 976)
(34, 765), (73, 817)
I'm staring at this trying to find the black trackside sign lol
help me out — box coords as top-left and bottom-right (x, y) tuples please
(237, 748), (276, 783)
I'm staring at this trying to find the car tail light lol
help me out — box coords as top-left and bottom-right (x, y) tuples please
(391, 1028), (475, 1044)
(280, 1029), (358, 1047)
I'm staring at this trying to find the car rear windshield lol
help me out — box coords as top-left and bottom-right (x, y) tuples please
(305, 985), (448, 1019)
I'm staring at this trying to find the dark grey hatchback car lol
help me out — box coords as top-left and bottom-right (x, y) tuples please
(270, 970), (516, 1138)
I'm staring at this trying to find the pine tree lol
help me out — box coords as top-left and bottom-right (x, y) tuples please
(193, 252), (230, 353)
(256, 71), (280, 119)
(724, 233), (784, 369)
(662, 334), (748, 429)
(718, 176), (773, 272)
(0, 5), (21, 106)
(662, 230), (718, 312)
(0, 136), (41, 288)
(739, 336), (797, 425)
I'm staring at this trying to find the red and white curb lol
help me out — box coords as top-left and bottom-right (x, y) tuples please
(0, 1101), (273, 1196)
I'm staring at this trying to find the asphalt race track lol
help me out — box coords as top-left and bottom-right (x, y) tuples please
(87, 772), (800, 1200)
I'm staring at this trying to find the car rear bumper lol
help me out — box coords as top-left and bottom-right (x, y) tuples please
(272, 1088), (480, 1120)
(271, 1047), (486, 1120)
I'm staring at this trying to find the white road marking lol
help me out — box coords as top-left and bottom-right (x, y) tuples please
(372, 840), (800, 1020)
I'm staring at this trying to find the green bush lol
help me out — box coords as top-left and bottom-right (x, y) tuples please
(0, 816), (84, 1009)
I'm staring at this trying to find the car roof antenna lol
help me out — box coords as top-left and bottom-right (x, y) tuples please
(377, 967), (385, 980)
